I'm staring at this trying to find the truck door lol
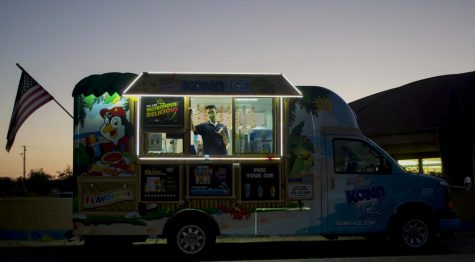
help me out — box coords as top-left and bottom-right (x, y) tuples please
(325, 137), (393, 234)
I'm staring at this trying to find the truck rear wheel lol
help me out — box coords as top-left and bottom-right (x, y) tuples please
(393, 215), (435, 251)
(167, 222), (215, 256)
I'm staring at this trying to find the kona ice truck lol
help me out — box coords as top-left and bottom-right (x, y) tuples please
(72, 72), (458, 256)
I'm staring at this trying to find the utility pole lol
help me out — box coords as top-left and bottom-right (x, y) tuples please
(20, 146), (26, 181)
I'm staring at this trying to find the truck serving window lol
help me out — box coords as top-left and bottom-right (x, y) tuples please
(189, 97), (275, 156)
(333, 139), (391, 174)
(141, 97), (185, 155)
(235, 98), (274, 155)
(190, 97), (233, 155)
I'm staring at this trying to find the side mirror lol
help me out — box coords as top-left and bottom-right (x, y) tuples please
(447, 177), (473, 191)
(464, 177), (473, 191)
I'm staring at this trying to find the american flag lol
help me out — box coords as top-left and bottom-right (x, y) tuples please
(6, 69), (54, 152)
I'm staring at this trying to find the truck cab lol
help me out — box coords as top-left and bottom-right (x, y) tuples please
(291, 86), (458, 249)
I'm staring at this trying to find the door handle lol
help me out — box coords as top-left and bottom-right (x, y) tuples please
(331, 177), (335, 189)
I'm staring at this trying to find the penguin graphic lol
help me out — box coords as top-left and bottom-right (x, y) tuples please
(99, 107), (131, 153)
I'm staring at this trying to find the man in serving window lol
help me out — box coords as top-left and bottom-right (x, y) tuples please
(191, 105), (229, 155)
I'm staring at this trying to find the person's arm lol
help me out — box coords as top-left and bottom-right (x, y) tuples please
(218, 126), (229, 146)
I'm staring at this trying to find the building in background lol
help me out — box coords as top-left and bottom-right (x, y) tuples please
(349, 71), (475, 185)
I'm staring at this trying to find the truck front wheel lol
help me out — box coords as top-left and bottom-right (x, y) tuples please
(393, 215), (435, 251)
(168, 222), (215, 256)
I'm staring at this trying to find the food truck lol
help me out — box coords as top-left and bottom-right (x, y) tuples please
(72, 72), (458, 255)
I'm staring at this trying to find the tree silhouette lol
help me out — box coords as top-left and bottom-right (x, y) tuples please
(0, 177), (28, 196)
(26, 168), (53, 196)
(55, 166), (73, 193)
(0, 166), (74, 197)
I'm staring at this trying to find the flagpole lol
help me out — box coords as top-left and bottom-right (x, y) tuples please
(16, 63), (73, 119)
(52, 98), (74, 119)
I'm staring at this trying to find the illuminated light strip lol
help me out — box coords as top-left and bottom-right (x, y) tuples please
(281, 73), (303, 96)
(145, 71), (283, 76)
(280, 98), (284, 157)
(139, 157), (281, 161)
(136, 98), (141, 156)
(121, 72), (303, 98)
(235, 98), (258, 101)
(133, 97), (289, 158)
(124, 72), (300, 158)
(123, 73), (143, 95)
(123, 94), (302, 98)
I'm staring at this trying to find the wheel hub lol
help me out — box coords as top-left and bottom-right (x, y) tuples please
(403, 219), (428, 248)
(177, 225), (206, 254)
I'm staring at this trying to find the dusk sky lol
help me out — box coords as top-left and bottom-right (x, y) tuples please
(1, 0), (474, 179)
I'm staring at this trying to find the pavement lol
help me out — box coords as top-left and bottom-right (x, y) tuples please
(459, 220), (475, 232)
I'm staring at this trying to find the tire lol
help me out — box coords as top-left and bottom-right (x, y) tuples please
(393, 215), (435, 251)
(167, 222), (215, 257)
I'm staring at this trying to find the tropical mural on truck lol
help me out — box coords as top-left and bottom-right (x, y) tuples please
(72, 73), (138, 182)
(287, 86), (330, 200)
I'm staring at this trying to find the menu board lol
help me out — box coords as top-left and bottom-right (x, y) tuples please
(141, 165), (180, 201)
(241, 164), (280, 201)
(189, 165), (232, 196)
(141, 97), (184, 127)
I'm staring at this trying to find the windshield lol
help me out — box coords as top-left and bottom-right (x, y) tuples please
(364, 137), (408, 174)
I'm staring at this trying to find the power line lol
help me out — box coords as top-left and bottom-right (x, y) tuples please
(20, 145), (70, 153)
(0, 171), (23, 175)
